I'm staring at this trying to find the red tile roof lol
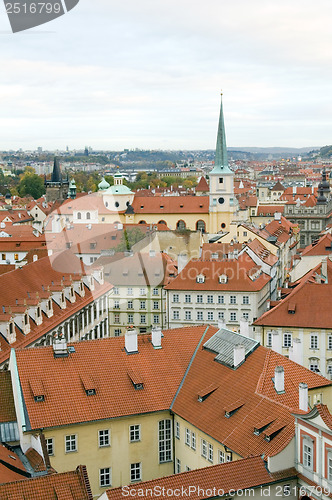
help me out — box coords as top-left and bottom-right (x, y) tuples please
(201, 242), (243, 260)
(196, 176), (209, 192)
(0, 445), (28, 484)
(106, 456), (297, 500)
(257, 205), (284, 216)
(301, 233), (332, 257)
(15, 326), (216, 430)
(132, 196), (209, 214)
(246, 239), (278, 266)
(254, 259), (332, 328)
(14, 326), (329, 460)
(0, 465), (93, 499)
(25, 448), (47, 473)
(165, 254), (271, 292)
(315, 404), (332, 430)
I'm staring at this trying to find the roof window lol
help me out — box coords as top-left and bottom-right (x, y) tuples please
(128, 368), (144, 390)
(197, 383), (218, 402)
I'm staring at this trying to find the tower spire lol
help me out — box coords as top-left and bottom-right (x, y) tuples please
(51, 157), (62, 183)
(211, 92), (232, 174)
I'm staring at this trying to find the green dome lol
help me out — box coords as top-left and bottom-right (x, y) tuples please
(98, 178), (111, 191)
(104, 184), (133, 195)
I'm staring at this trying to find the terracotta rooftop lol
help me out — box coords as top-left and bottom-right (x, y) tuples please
(301, 233), (332, 257)
(0, 445), (29, 484)
(245, 238), (278, 266)
(196, 176), (209, 192)
(0, 372), (16, 422)
(165, 253), (271, 292)
(132, 196), (209, 214)
(106, 456), (297, 500)
(201, 242), (243, 260)
(254, 259), (332, 328)
(13, 326), (330, 460)
(257, 205), (284, 216)
(0, 465), (92, 499)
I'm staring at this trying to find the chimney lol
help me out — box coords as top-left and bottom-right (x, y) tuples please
(218, 319), (226, 330)
(322, 257), (328, 279)
(151, 327), (162, 349)
(53, 336), (68, 358)
(292, 186), (296, 196)
(274, 366), (285, 393)
(33, 254), (38, 262)
(125, 328), (138, 354)
(233, 344), (245, 368)
(272, 331), (282, 353)
(289, 338), (302, 365)
(299, 382), (308, 411)
(239, 318), (249, 338)
(149, 249), (156, 258)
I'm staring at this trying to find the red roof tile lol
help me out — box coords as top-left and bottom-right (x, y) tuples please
(196, 176), (209, 192)
(0, 372), (16, 422)
(132, 196), (209, 214)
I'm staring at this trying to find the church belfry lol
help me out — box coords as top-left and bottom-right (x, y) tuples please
(209, 93), (237, 234)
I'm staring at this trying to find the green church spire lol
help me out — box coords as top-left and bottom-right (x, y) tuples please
(211, 92), (233, 175)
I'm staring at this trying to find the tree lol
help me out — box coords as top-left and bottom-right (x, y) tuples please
(18, 173), (45, 199)
(115, 228), (146, 251)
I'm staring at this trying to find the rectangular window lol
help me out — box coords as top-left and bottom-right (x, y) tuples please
(113, 287), (119, 295)
(328, 335), (332, 350)
(130, 462), (141, 482)
(128, 313), (134, 323)
(242, 296), (249, 305)
(191, 432), (196, 450)
(267, 332), (272, 347)
(226, 453), (232, 462)
(230, 312), (237, 322)
(129, 425), (141, 442)
(185, 311), (192, 321)
(283, 333), (292, 348)
(218, 311), (224, 320)
(65, 434), (77, 453)
(208, 443), (213, 463)
(114, 313), (120, 324)
(175, 422), (180, 440)
(230, 295), (236, 304)
(153, 315), (159, 324)
(99, 430), (110, 447)
(207, 311), (214, 321)
(328, 455), (332, 480)
(159, 420), (172, 463)
(100, 467), (111, 487)
(310, 335), (318, 349)
(218, 295), (224, 304)
(140, 314), (146, 324)
(139, 288), (146, 296)
(46, 438), (54, 456)
(153, 288), (159, 296)
(127, 300), (133, 309)
(218, 450), (225, 463)
(196, 311), (203, 321)
(114, 300), (120, 309)
(309, 361), (319, 372)
(153, 301), (159, 310)
(176, 458), (181, 474)
(303, 442), (312, 469)
(219, 177), (223, 184)
(140, 301), (146, 309)
(114, 328), (121, 337)
(1, 254), (5, 261)
(196, 294), (203, 303)
(185, 294), (191, 303)
(207, 295), (213, 304)
(185, 428), (191, 446)
(127, 287), (133, 295)
(201, 439), (207, 458)
(173, 294), (179, 303)
(173, 310), (180, 320)
(242, 312), (249, 320)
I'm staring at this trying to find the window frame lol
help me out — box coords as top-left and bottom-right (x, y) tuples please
(98, 429), (110, 448)
(65, 434), (77, 453)
(129, 424), (141, 443)
(99, 467), (112, 488)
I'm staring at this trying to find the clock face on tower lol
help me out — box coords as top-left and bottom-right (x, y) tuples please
(218, 197), (225, 205)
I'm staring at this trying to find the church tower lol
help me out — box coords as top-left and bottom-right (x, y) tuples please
(208, 93), (236, 233)
(45, 157), (69, 202)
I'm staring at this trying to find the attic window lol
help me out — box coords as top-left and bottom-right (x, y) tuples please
(160, 205), (164, 209)
(288, 302), (296, 314)
(212, 253), (218, 259)
(199, 204), (203, 208)
(197, 383), (218, 402)
(34, 395), (45, 402)
(196, 275), (205, 284)
(141, 205), (144, 209)
(264, 424), (286, 442)
(180, 204), (184, 208)
(128, 369), (144, 390)
(219, 274), (228, 284)
(224, 400), (244, 418)
(80, 374), (96, 396)
(30, 379), (45, 403)
(253, 418), (275, 436)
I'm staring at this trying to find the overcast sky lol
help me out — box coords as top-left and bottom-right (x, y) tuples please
(0, 0), (332, 150)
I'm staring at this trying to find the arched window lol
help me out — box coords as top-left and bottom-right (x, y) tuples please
(176, 220), (186, 230)
(77, 212), (81, 220)
(138, 220), (147, 224)
(158, 220), (167, 225)
(86, 212), (91, 220)
(196, 220), (206, 232)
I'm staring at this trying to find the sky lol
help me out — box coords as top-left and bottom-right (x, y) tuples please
(0, 0), (332, 150)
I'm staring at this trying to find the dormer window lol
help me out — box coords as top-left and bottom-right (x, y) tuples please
(37, 306), (41, 318)
(86, 389), (96, 396)
(9, 322), (14, 335)
(128, 369), (144, 390)
(212, 252), (218, 259)
(196, 274), (205, 284)
(24, 314), (29, 325)
(34, 395), (45, 402)
(219, 274), (228, 284)
(80, 374), (96, 396)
